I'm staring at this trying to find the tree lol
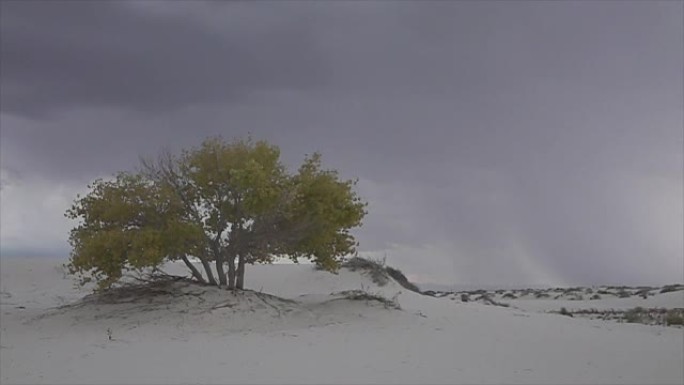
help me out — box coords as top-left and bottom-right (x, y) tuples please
(66, 137), (367, 290)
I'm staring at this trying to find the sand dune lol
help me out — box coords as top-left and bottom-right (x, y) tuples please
(1, 257), (682, 384)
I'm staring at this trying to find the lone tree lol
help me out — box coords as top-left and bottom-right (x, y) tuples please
(66, 137), (367, 290)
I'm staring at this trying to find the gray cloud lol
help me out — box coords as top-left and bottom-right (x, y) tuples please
(1, 1), (330, 116)
(1, 1), (682, 286)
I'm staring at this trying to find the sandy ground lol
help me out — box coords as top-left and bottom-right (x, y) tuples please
(1, 257), (682, 384)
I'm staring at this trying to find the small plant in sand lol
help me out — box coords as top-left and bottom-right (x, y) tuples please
(665, 310), (684, 326)
(333, 289), (401, 310)
(559, 307), (573, 317)
(623, 307), (643, 323)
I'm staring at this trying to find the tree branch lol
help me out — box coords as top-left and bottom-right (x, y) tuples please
(180, 254), (207, 284)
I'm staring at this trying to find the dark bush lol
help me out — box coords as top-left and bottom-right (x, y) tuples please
(333, 290), (401, 310)
(660, 284), (684, 294)
(342, 257), (422, 294)
(385, 266), (421, 293)
(342, 257), (389, 286)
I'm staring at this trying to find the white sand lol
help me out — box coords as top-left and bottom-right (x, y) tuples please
(1, 257), (682, 384)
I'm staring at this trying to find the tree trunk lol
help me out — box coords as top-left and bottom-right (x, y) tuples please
(236, 254), (246, 290)
(180, 254), (206, 284)
(198, 254), (217, 286)
(216, 258), (227, 287)
(227, 255), (236, 289)
(210, 240), (227, 287)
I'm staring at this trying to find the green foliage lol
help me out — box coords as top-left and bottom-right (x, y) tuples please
(183, 137), (286, 225)
(66, 137), (367, 289)
(66, 173), (205, 289)
(282, 153), (367, 270)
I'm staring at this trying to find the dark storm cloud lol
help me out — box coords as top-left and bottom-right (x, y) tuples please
(6, 1), (678, 117)
(1, 1), (682, 285)
(0, 1), (329, 116)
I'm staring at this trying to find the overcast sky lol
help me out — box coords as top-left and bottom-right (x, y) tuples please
(1, 1), (682, 286)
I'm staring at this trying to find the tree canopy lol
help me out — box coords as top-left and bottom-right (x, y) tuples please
(66, 137), (367, 290)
